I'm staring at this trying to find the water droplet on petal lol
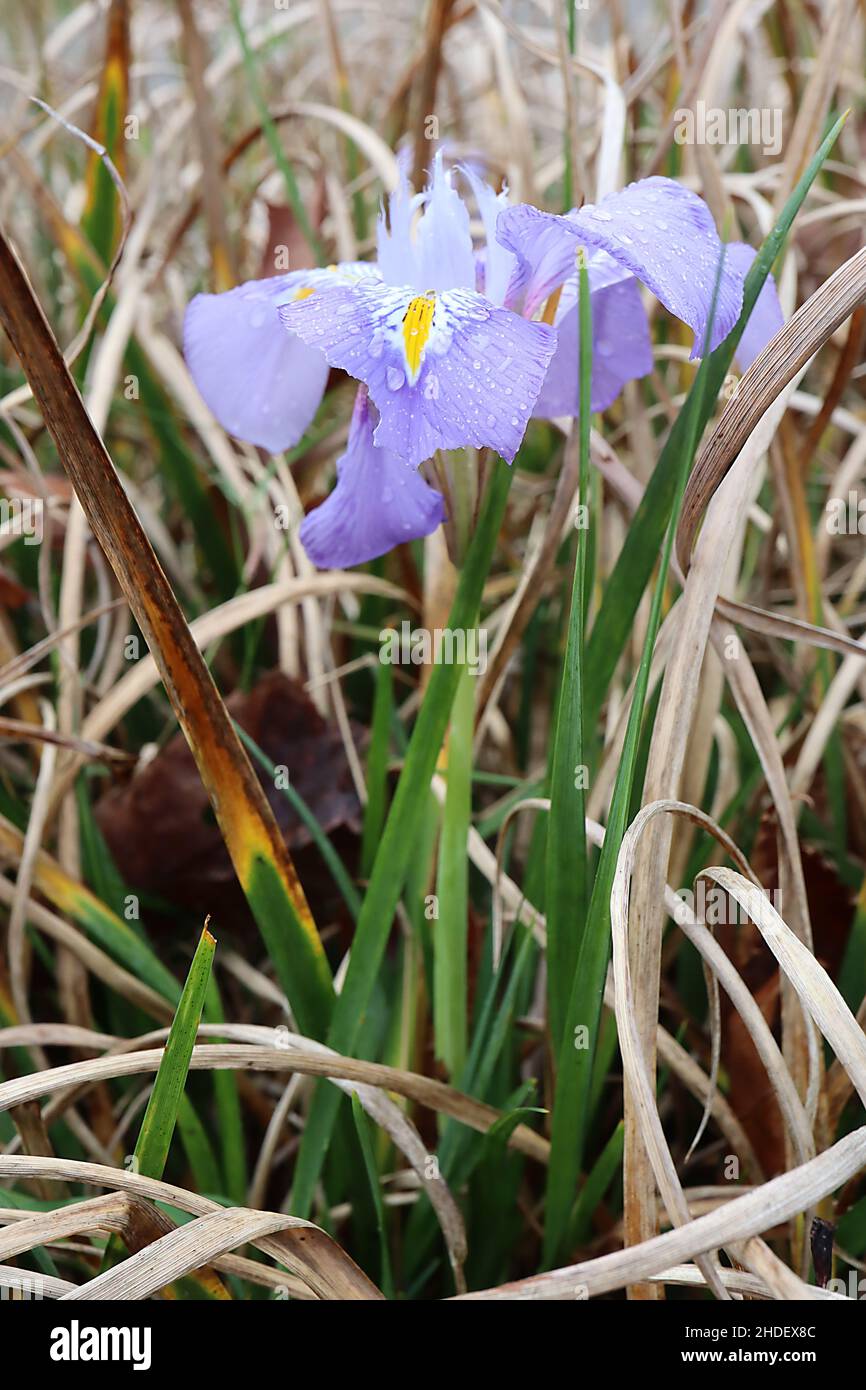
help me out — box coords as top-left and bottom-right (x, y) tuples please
(387, 367), (405, 391)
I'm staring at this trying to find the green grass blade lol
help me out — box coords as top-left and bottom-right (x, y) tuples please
(544, 248), (593, 1050)
(571, 1120), (624, 1245)
(350, 1092), (395, 1298)
(102, 925), (226, 1295)
(204, 976), (248, 1204)
(176, 1093), (223, 1196)
(433, 661), (475, 1076)
(360, 659), (393, 879)
(132, 924), (215, 1177)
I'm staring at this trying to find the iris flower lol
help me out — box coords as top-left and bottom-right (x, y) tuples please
(280, 154), (557, 471)
(184, 156), (783, 570)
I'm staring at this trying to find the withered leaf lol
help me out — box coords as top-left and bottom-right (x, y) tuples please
(96, 671), (361, 934)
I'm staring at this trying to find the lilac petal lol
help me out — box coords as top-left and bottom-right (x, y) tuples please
(377, 150), (476, 294)
(415, 151), (476, 292)
(534, 273), (653, 418)
(300, 391), (446, 568)
(377, 148), (424, 289)
(459, 164), (520, 308)
(499, 177), (744, 356)
(498, 205), (582, 317)
(726, 241), (785, 371)
(184, 265), (380, 452)
(280, 281), (556, 467)
(183, 271), (331, 453)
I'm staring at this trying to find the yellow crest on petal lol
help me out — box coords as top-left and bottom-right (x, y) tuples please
(402, 295), (436, 383)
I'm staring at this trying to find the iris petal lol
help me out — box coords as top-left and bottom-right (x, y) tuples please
(534, 273), (653, 418)
(377, 150), (475, 293)
(280, 280), (556, 467)
(459, 164), (520, 308)
(500, 209), (582, 317)
(498, 176), (744, 356)
(377, 150), (424, 289)
(183, 271), (331, 453)
(184, 264), (377, 453)
(415, 151), (476, 292)
(300, 390), (446, 568)
(726, 242), (785, 371)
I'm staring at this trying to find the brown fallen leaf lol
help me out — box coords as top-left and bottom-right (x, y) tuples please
(96, 671), (361, 935)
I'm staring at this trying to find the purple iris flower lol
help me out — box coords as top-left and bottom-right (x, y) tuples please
(280, 153), (558, 471)
(183, 157), (784, 571)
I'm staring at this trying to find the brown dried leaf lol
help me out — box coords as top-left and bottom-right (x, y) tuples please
(96, 671), (360, 931)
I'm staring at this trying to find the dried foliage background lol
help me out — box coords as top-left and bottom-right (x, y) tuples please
(0, 0), (865, 1302)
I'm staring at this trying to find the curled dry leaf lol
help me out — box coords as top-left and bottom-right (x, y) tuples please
(95, 671), (361, 933)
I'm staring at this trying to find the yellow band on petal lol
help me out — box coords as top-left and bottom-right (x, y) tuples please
(294, 286), (316, 301)
(402, 295), (436, 383)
